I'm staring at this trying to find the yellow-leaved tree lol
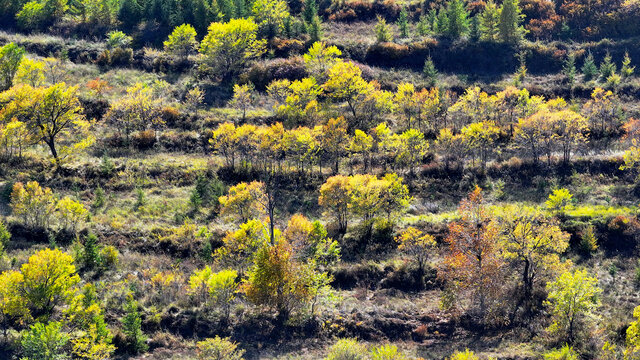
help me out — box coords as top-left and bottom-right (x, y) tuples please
(198, 18), (266, 80)
(0, 83), (94, 165)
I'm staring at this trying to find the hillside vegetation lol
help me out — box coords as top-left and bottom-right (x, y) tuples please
(2, 0), (640, 359)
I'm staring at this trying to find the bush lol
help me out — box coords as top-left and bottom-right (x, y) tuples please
(0, 220), (10, 255)
(110, 47), (133, 66)
(196, 336), (245, 360)
(325, 338), (367, 360)
(132, 130), (156, 150)
(100, 245), (120, 269)
(21, 321), (69, 360)
(243, 57), (307, 90)
(543, 344), (578, 360)
(371, 344), (407, 360)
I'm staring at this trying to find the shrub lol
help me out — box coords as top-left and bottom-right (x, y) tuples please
(132, 130), (156, 150)
(448, 349), (479, 360)
(121, 293), (148, 354)
(325, 338), (367, 360)
(580, 225), (598, 253)
(0, 220), (10, 255)
(10, 181), (57, 229)
(21, 321), (69, 360)
(371, 344), (407, 360)
(543, 344), (578, 360)
(197, 336), (245, 360)
(99, 245), (119, 269)
(109, 47), (133, 66)
(546, 188), (573, 213)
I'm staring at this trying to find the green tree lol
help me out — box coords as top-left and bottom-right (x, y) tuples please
(21, 321), (69, 360)
(307, 15), (323, 42)
(621, 52), (635, 79)
(0, 248), (80, 321)
(199, 18), (266, 80)
(582, 52), (598, 81)
(252, 0), (290, 38)
(563, 52), (577, 88)
(164, 24), (199, 59)
(423, 56), (438, 86)
(10, 181), (57, 229)
(545, 269), (601, 343)
(374, 16), (392, 42)
(479, 0), (499, 41)
(445, 0), (469, 39)
(230, 83), (255, 123)
(302, 0), (318, 23)
(0, 43), (25, 91)
(121, 293), (147, 354)
(599, 52), (616, 81)
(397, 7), (409, 38)
(15, 57), (46, 87)
(303, 41), (341, 80)
(498, 0), (526, 44)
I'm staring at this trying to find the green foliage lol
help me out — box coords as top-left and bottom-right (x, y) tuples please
(0, 43), (25, 91)
(580, 225), (598, 253)
(189, 267), (238, 317)
(423, 56), (438, 86)
(479, 0), (499, 41)
(416, 15), (430, 36)
(545, 269), (601, 343)
(498, 0), (526, 44)
(445, 0), (469, 39)
(302, 0), (318, 23)
(448, 349), (479, 360)
(252, 0), (290, 38)
(164, 24), (199, 58)
(564, 52), (577, 87)
(370, 344), (407, 360)
(469, 15), (480, 42)
(582, 52), (598, 81)
(199, 18), (266, 80)
(21, 321), (69, 360)
(134, 187), (146, 211)
(325, 338), (367, 360)
(374, 16), (393, 43)
(81, 233), (100, 270)
(106, 30), (132, 49)
(599, 52), (616, 81)
(397, 7), (409, 38)
(16, 1), (49, 31)
(197, 336), (245, 360)
(243, 239), (313, 318)
(514, 50), (528, 86)
(0, 219), (10, 256)
(621, 52), (635, 79)
(93, 186), (105, 209)
(543, 344), (579, 360)
(121, 293), (148, 354)
(546, 188), (573, 213)
(307, 15), (323, 42)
